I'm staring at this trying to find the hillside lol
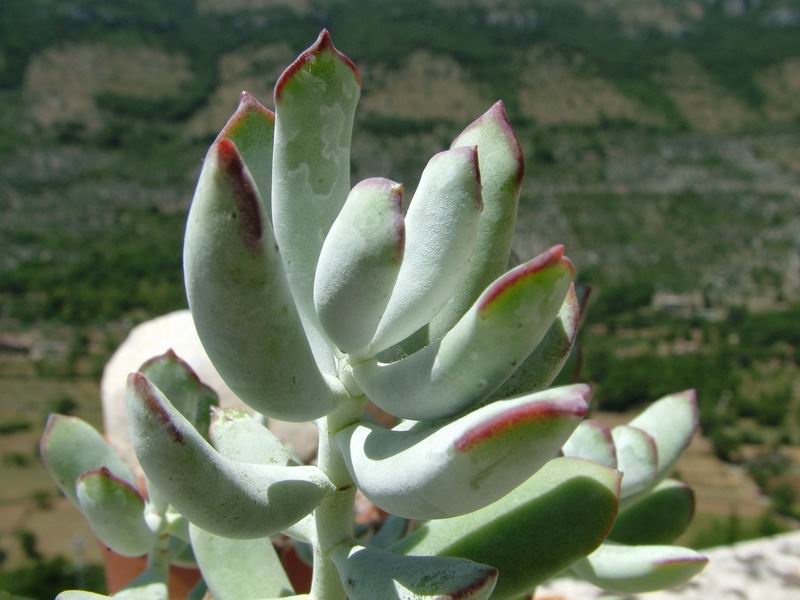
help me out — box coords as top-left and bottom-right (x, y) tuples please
(0, 0), (799, 594)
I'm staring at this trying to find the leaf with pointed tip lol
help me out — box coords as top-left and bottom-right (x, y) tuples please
(610, 479), (695, 545)
(209, 408), (293, 466)
(571, 543), (708, 594)
(184, 136), (335, 421)
(366, 146), (483, 355)
(489, 283), (581, 400)
(126, 373), (333, 538)
(139, 350), (218, 439)
(613, 425), (658, 498)
(332, 543), (497, 600)
(76, 467), (152, 557)
(272, 30), (361, 374)
(190, 524), (293, 600)
(338, 385), (589, 519)
(314, 178), (405, 354)
(353, 245), (574, 420)
(629, 390), (698, 480)
(430, 101), (524, 340)
(40, 414), (135, 506)
(394, 457), (620, 600)
(561, 419), (617, 469)
(216, 91), (275, 213)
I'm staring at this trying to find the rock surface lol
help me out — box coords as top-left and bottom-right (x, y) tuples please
(536, 531), (800, 599)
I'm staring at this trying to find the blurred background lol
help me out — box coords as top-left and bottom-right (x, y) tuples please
(1, 0), (799, 596)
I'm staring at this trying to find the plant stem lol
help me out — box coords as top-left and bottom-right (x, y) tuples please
(310, 397), (363, 599)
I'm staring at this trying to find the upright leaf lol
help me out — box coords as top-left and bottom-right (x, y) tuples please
(561, 419), (617, 469)
(216, 91), (275, 213)
(612, 425), (658, 498)
(629, 390), (698, 479)
(430, 100), (524, 340)
(184, 135), (334, 421)
(366, 146), (483, 355)
(314, 178), (405, 354)
(272, 29), (361, 373)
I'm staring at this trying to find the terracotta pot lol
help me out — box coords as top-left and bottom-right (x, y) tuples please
(101, 545), (201, 599)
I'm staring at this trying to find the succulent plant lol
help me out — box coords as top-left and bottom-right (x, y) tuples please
(43, 31), (708, 600)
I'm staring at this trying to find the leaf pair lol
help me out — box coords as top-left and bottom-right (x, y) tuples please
(40, 415), (151, 557)
(562, 390), (708, 593)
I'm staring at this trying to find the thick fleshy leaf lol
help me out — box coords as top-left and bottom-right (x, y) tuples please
(489, 283), (581, 400)
(76, 467), (152, 556)
(394, 457), (621, 600)
(272, 30), (361, 374)
(331, 543), (497, 600)
(571, 543), (708, 594)
(126, 373), (333, 538)
(40, 414), (135, 506)
(184, 136), (334, 421)
(610, 479), (695, 545)
(314, 177), (405, 354)
(338, 385), (589, 519)
(429, 100), (524, 340)
(216, 91), (275, 213)
(561, 418), (617, 469)
(190, 524), (293, 600)
(366, 146), (483, 355)
(613, 425), (658, 498)
(629, 389), (698, 479)
(139, 350), (218, 439)
(352, 245), (574, 420)
(209, 407), (293, 466)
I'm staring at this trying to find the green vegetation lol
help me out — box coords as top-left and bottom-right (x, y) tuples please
(0, 0), (798, 586)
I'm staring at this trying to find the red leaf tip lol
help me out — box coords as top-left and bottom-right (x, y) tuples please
(655, 556), (709, 566)
(457, 99), (525, 187)
(275, 30), (361, 101)
(139, 348), (206, 389)
(128, 372), (184, 445)
(213, 138), (264, 250)
(77, 466), (144, 499)
(455, 389), (590, 452)
(479, 244), (571, 312)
